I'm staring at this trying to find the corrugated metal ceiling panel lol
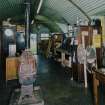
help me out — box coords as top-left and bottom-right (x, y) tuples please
(0, 0), (104, 25)
(73, 0), (105, 15)
(41, 0), (105, 24)
(0, 0), (37, 20)
(42, 0), (88, 24)
(0, 0), (25, 19)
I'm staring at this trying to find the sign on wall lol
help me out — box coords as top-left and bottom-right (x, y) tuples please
(30, 34), (37, 54)
(93, 35), (101, 48)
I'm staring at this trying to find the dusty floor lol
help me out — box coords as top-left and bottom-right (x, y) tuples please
(0, 55), (95, 105)
(36, 56), (93, 105)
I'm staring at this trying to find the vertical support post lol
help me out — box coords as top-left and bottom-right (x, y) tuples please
(82, 35), (88, 88)
(25, 1), (30, 49)
(61, 52), (65, 66)
(0, 22), (2, 85)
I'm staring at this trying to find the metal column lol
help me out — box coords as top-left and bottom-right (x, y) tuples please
(25, 0), (30, 49)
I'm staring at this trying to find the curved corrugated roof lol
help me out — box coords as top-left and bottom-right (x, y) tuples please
(0, 0), (38, 20)
(41, 0), (105, 24)
(0, 0), (105, 31)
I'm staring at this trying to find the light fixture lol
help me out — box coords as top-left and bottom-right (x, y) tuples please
(37, 0), (43, 14)
(4, 29), (14, 37)
(31, 20), (34, 24)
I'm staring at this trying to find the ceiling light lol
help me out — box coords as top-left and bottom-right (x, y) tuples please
(37, 0), (43, 14)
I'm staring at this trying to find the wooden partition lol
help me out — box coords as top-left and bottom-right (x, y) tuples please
(6, 57), (19, 80)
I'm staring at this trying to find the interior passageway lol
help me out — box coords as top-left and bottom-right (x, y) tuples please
(0, 55), (93, 105)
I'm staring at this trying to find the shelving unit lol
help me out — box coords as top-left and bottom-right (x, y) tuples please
(55, 48), (71, 67)
(51, 33), (63, 56)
